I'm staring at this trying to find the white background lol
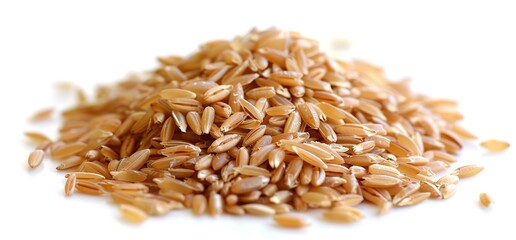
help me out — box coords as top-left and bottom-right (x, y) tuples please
(1, 0), (515, 239)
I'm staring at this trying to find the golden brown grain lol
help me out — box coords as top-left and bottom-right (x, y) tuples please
(111, 170), (147, 182)
(75, 181), (105, 195)
(186, 111), (202, 135)
(66, 172), (105, 181)
(224, 205), (245, 215)
(234, 165), (272, 177)
(154, 177), (195, 194)
(56, 156), (84, 170)
(192, 194), (207, 215)
(82, 161), (110, 178)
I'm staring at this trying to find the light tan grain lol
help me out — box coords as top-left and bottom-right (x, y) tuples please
(480, 139), (510, 152)
(30, 107), (53, 122)
(186, 111), (202, 135)
(75, 181), (105, 195)
(322, 208), (363, 223)
(159, 89), (196, 99)
(274, 215), (310, 228)
(291, 146), (328, 169)
(242, 125), (266, 147)
(25, 131), (51, 143)
(479, 193), (493, 208)
(234, 165), (272, 177)
(230, 175), (270, 194)
(51, 142), (87, 160)
(301, 192), (331, 207)
(120, 204), (147, 223)
(362, 175), (401, 188)
(208, 134), (242, 153)
(117, 149), (151, 171)
(297, 103), (320, 129)
(28, 149), (45, 168)
(242, 203), (276, 216)
(220, 112), (246, 132)
(208, 191), (223, 217)
(201, 106), (215, 134)
(452, 164), (484, 178)
(64, 173), (76, 196)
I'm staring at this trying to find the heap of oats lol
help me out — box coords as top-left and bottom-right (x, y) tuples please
(26, 28), (486, 226)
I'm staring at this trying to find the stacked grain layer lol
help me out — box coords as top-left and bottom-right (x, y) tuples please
(28, 28), (483, 225)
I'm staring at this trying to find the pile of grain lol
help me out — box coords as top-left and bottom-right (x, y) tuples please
(27, 28), (485, 226)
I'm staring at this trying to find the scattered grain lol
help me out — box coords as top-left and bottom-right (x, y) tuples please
(28, 149), (45, 168)
(480, 139), (510, 152)
(120, 204), (148, 223)
(274, 215), (310, 228)
(479, 193), (493, 208)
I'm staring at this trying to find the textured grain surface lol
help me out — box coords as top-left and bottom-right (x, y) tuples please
(452, 165), (484, 178)
(25, 27), (487, 225)
(28, 149), (45, 168)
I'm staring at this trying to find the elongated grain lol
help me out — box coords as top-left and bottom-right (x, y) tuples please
(120, 204), (148, 223)
(274, 215), (310, 228)
(192, 194), (208, 215)
(64, 173), (76, 196)
(480, 139), (510, 152)
(117, 149), (151, 171)
(452, 165), (484, 178)
(28, 149), (45, 168)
